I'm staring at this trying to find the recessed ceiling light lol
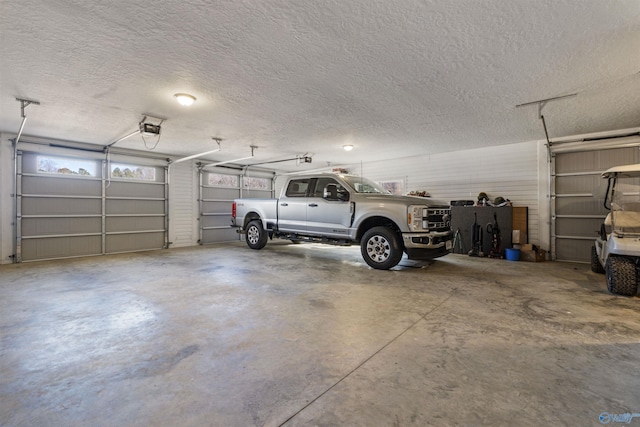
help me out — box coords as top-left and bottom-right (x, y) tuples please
(343, 144), (354, 151)
(174, 93), (196, 106)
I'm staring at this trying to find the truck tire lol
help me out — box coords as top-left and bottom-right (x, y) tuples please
(591, 246), (605, 274)
(605, 256), (638, 296)
(246, 220), (268, 250)
(360, 226), (403, 270)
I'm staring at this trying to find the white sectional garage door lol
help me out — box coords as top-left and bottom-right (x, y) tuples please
(104, 164), (167, 254)
(552, 147), (640, 262)
(199, 168), (273, 244)
(17, 151), (167, 262)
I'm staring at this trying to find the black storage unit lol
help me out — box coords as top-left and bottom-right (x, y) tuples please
(450, 206), (512, 256)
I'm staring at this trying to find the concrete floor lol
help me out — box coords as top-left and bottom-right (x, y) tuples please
(1, 241), (639, 427)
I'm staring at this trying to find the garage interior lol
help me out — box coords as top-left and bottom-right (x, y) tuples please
(1, 1), (640, 426)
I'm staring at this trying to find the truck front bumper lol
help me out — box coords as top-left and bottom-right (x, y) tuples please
(402, 230), (453, 260)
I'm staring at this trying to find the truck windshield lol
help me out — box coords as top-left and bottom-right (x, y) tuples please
(610, 175), (640, 236)
(340, 175), (390, 194)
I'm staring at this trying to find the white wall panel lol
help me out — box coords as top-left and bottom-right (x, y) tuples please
(168, 160), (198, 247)
(350, 141), (542, 245)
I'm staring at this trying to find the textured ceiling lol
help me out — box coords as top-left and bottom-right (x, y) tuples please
(1, 0), (639, 171)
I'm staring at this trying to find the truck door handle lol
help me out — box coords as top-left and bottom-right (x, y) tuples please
(280, 203), (288, 206)
(309, 203), (318, 207)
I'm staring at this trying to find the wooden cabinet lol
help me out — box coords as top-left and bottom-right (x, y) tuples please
(512, 206), (529, 244)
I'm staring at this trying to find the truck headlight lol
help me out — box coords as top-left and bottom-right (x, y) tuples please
(408, 205), (427, 231)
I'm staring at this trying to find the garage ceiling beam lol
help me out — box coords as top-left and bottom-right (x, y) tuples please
(201, 155), (255, 169)
(515, 93), (578, 139)
(169, 138), (222, 165)
(515, 93), (578, 112)
(550, 134), (640, 154)
(550, 127), (640, 144)
(200, 145), (256, 168)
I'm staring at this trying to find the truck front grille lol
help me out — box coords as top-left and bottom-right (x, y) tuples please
(422, 208), (451, 231)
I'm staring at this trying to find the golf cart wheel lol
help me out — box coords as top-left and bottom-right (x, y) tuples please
(590, 246), (605, 274)
(245, 219), (268, 250)
(605, 256), (638, 296)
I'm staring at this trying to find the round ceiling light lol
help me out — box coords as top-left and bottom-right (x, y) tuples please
(174, 93), (196, 106)
(343, 144), (354, 151)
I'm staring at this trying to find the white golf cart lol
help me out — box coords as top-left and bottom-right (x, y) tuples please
(592, 164), (640, 296)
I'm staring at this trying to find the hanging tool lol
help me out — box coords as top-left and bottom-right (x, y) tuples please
(469, 213), (484, 257)
(486, 212), (502, 258)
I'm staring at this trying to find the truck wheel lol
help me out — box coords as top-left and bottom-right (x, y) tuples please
(246, 220), (268, 250)
(605, 256), (638, 296)
(591, 246), (605, 274)
(360, 226), (403, 270)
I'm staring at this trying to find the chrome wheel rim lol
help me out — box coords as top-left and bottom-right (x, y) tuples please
(247, 226), (260, 245)
(366, 235), (390, 263)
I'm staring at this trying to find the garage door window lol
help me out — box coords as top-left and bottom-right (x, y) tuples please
(243, 176), (269, 190)
(37, 155), (96, 177)
(110, 163), (156, 181)
(208, 173), (238, 187)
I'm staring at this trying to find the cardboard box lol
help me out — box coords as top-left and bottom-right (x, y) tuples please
(521, 243), (533, 251)
(537, 249), (547, 261)
(520, 249), (546, 262)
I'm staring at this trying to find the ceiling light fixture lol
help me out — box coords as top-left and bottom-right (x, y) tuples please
(174, 93), (196, 106)
(343, 144), (354, 151)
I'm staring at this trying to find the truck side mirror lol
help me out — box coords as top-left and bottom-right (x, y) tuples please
(324, 184), (349, 201)
(324, 184), (338, 200)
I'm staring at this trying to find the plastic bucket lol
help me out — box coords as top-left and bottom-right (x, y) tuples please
(505, 248), (520, 261)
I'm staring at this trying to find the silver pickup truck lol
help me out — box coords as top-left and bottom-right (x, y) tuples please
(231, 173), (453, 269)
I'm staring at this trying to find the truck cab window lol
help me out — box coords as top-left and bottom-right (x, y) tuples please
(285, 179), (310, 197)
(311, 178), (349, 200)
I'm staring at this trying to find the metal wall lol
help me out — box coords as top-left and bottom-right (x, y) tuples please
(17, 151), (167, 262)
(552, 147), (639, 262)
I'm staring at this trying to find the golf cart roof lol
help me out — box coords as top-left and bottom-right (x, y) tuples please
(602, 164), (640, 179)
